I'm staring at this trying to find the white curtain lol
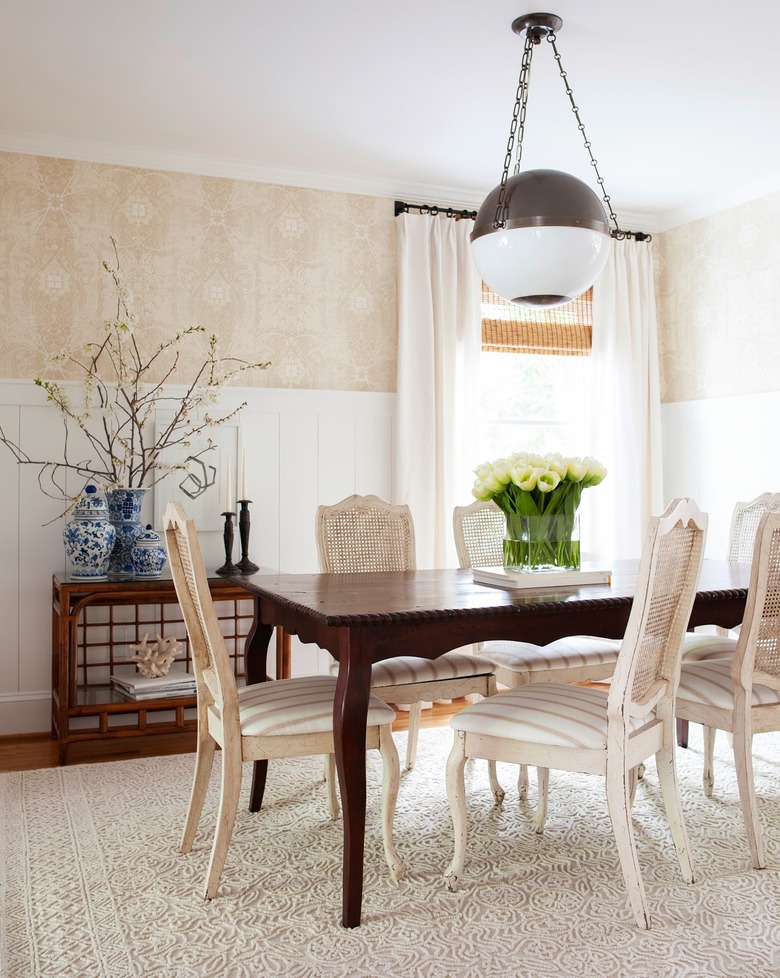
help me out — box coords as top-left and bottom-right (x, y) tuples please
(394, 213), (482, 568)
(590, 238), (664, 561)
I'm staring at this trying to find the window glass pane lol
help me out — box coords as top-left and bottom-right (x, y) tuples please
(477, 352), (592, 463)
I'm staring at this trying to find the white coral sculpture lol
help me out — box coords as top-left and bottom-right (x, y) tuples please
(127, 633), (183, 678)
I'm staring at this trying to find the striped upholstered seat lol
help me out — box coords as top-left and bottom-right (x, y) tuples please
(165, 502), (403, 901)
(479, 635), (622, 686)
(678, 660), (780, 710)
(370, 651), (495, 687)
(450, 684), (649, 750)
(681, 632), (738, 661)
(238, 675), (396, 737)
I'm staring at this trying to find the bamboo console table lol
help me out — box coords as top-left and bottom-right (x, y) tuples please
(51, 571), (289, 764)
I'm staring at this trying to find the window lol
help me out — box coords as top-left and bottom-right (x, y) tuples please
(477, 284), (593, 462)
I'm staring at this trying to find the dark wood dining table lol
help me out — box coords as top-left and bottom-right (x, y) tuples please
(234, 558), (750, 928)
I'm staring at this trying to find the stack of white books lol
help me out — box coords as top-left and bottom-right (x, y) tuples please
(110, 665), (197, 700)
(472, 565), (612, 590)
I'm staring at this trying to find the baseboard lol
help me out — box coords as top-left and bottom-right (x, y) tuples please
(0, 692), (50, 736)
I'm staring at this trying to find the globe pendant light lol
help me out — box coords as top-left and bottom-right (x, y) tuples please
(472, 13), (623, 308)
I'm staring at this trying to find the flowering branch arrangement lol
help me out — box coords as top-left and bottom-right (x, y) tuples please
(472, 451), (607, 570)
(0, 239), (270, 516)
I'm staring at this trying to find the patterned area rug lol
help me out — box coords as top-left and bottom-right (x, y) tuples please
(2, 726), (779, 978)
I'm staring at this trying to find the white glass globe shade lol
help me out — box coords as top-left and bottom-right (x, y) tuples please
(471, 169), (612, 308)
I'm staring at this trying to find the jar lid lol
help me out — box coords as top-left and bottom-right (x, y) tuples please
(72, 484), (109, 519)
(134, 524), (164, 547)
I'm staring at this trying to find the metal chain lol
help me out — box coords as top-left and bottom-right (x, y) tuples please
(493, 31), (536, 229)
(548, 33), (623, 236)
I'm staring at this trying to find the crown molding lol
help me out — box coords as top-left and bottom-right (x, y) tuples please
(5, 129), (777, 233)
(0, 130), (488, 211)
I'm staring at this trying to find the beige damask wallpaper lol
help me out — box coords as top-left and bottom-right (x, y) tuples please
(656, 189), (780, 403)
(0, 151), (397, 391)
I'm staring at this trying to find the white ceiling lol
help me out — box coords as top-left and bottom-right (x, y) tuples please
(3, 0), (779, 231)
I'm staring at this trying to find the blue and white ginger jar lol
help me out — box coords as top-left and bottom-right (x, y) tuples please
(106, 487), (148, 576)
(62, 485), (117, 580)
(132, 524), (167, 578)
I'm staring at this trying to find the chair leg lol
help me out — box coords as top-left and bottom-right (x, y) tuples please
(732, 720), (766, 869)
(444, 731), (469, 891)
(655, 745), (695, 885)
(180, 728), (216, 854)
(203, 742), (244, 900)
(676, 717), (689, 748)
(605, 757), (650, 929)
(702, 725), (716, 797)
(378, 724), (404, 882)
(248, 759), (268, 813)
(405, 702), (422, 770)
(628, 765), (639, 809)
(488, 761), (505, 805)
(533, 768), (550, 834)
(325, 754), (340, 821)
(517, 764), (529, 800)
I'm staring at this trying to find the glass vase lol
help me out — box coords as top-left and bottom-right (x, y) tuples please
(503, 513), (581, 573)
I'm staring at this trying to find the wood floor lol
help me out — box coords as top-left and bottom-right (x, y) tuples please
(0, 700), (465, 772)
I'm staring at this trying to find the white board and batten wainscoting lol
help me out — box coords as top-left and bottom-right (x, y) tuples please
(1, 379), (775, 738)
(661, 389), (780, 559)
(0, 380), (395, 735)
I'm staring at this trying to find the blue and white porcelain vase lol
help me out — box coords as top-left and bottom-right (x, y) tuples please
(62, 485), (117, 579)
(106, 487), (148, 576)
(132, 524), (167, 578)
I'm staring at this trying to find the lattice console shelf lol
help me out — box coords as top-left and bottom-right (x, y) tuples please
(52, 572), (256, 764)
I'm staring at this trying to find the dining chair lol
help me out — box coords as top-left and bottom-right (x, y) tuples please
(317, 493), (503, 799)
(453, 499), (622, 800)
(677, 492), (780, 747)
(455, 497), (771, 761)
(444, 497), (707, 929)
(675, 507), (780, 867)
(163, 501), (403, 900)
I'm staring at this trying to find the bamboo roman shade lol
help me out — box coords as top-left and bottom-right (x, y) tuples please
(481, 282), (592, 356)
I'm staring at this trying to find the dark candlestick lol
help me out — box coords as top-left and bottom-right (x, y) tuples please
(215, 511), (239, 575)
(236, 499), (259, 574)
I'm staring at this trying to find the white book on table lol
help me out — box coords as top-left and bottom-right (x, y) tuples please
(112, 684), (197, 701)
(110, 664), (196, 696)
(472, 566), (612, 590)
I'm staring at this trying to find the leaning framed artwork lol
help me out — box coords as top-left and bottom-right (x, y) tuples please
(152, 413), (239, 532)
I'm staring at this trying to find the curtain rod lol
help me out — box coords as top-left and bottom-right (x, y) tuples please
(395, 199), (651, 240)
(615, 230), (652, 241)
(394, 200), (477, 220)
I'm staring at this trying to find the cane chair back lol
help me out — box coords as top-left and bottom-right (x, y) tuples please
(316, 494), (415, 573)
(164, 502), (403, 900)
(728, 493), (778, 561)
(444, 498), (707, 929)
(164, 505), (238, 727)
(676, 508), (780, 867)
(453, 500), (505, 569)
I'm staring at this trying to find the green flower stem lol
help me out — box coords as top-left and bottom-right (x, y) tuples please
(504, 513), (581, 572)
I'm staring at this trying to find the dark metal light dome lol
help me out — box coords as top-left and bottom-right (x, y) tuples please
(472, 13), (622, 308)
(471, 169), (612, 307)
